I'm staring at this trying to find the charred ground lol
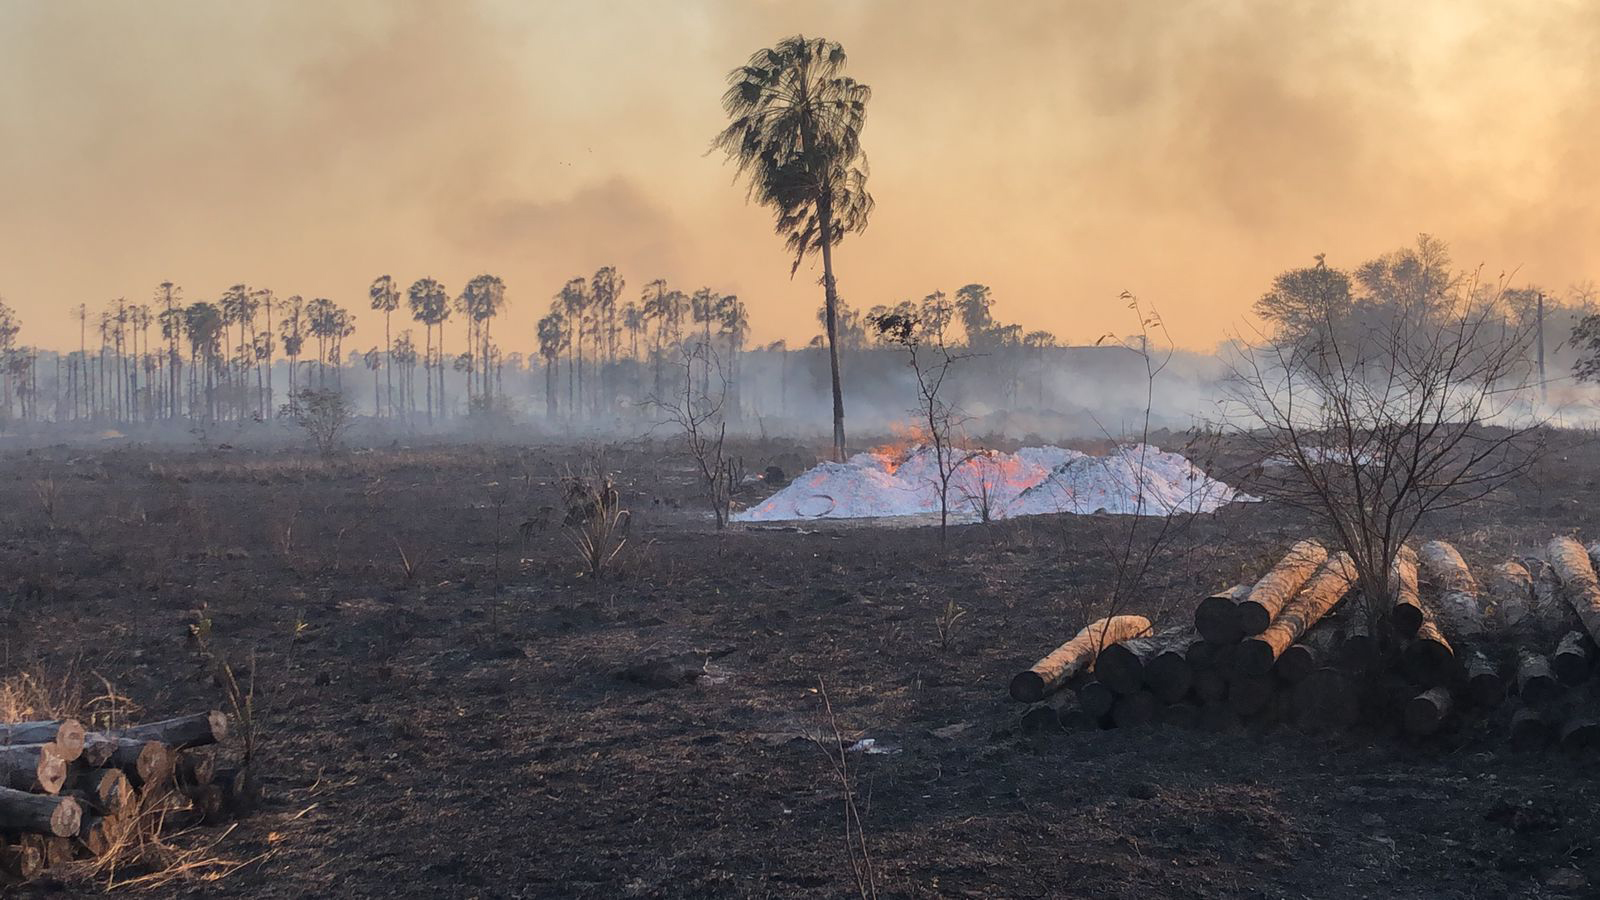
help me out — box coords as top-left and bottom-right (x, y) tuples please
(0, 432), (1597, 898)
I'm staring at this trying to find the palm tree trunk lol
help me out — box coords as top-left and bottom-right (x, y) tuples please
(384, 309), (392, 419)
(817, 196), (847, 461)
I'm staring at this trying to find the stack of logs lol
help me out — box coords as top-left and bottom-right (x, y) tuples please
(1010, 535), (1600, 748)
(0, 711), (232, 882)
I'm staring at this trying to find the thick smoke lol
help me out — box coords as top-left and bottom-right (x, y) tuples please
(1, 0), (1597, 361)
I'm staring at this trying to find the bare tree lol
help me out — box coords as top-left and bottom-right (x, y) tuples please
(1228, 264), (1543, 606)
(869, 292), (970, 550)
(649, 345), (743, 529)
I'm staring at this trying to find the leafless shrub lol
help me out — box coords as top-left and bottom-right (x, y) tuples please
(812, 678), (878, 900)
(649, 346), (744, 529)
(870, 294), (974, 549)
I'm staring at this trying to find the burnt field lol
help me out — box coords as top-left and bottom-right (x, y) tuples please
(3, 433), (1600, 898)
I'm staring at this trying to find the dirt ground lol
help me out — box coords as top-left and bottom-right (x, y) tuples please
(2, 431), (1599, 898)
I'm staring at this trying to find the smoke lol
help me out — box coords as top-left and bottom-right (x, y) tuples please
(1, 1), (1597, 356)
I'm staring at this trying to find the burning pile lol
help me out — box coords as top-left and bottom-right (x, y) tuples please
(736, 444), (1252, 522)
(0, 711), (239, 881)
(1011, 536), (1600, 747)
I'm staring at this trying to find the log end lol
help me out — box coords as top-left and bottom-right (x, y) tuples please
(1392, 604), (1423, 638)
(1234, 639), (1278, 679)
(37, 746), (67, 796)
(1008, 671), (1046, 704)
(49, 796), (82, 839)
(53, 720), (86, 762)
(1235, 603), (1271, 637)
(206, 710), (230, 745)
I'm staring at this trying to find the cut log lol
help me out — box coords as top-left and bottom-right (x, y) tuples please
(1020, 703), (1062, 734)
(1465, 651), (1504, 706)
(1143, 632), (1197, 704)
(1227, 674), (1275, 717)
(1488, 560), (1534, 631)
(1401, 614), (1456, 688)
(186, 783), (226, 824)
(176, 751), (216, 790)
(0, 787), (80, 837)
(1009, 615), (1153, 702)
(1559, 714), (1600, 752)
(77, 815), (119, 858)
(1403, 686), (1452, 736)
(1276, 625), (1341, 684)
(1199, 703), (1240, 733)
(0, 744), (67, 794)
(84, 735), (173, 789)
(1193, 667), (1228, 703)
(1549, 536), (1600, 645)
(66, 768), (134, 818)
(1295, 667), (1360, 730)
(1236, 553), (1357, 677)
(1158, 702), (1201, 730)
(43, 835), (74, 868)
(1511, 706), (1550, 750)
(1552, 630), (1594, 685)
(118, 711), (229, 750)
(1340, 600), (1379, 669)
(1096, 627), (1191, 696)
(1390, 544), (1425, 637)
(1194, 583), (1251, 644)
(0, 838), (44, 880)
(1517, 650), (1560, 704)
(1057, 701), (1096, 732)
(1418, 540), (1484, 637)
(1236, 540), (1329, 636)
(0, 720), (84, 763)
(1076, 680), (1116, 719)
(1110, 690), (1159, 728)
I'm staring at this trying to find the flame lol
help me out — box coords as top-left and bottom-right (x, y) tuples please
(866, 421), (930, 474)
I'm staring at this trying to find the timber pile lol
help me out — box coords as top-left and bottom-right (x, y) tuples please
(1010, 536), (1600, 750)
(0, 711), (237, 883)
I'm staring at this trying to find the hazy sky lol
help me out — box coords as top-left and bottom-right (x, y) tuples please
(1, 0), (1597, 352)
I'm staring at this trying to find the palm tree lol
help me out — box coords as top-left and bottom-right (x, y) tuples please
(155, 283), (184, 419)
(537, 311), (568, 419)
(556, 278), (589, 417)
(407, 278), (449, 423)
(392, 329), (417, 421)
(369, 275), (400, 418)
(364, 347), (382, 415)
(717, 294), (749, 418)
(463, 274), (507, 409)
(714, 35), (874, 460)
(590, 267), (623, 416)
(280, 295), (305, 400)
(183, 301), (223, 421)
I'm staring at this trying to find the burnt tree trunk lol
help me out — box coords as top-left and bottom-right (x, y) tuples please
(1419, 540), (1484, 638)
(0, 787), (80, 837)
(118, 712), (229, 750)
(0, 721), (84, 762)
(1517, 650), (1560, 704)
(0, 745), (67, 795)
(1403, 686), (1452, 736)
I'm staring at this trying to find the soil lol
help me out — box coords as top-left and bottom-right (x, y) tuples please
(1, 431), (1598, 898)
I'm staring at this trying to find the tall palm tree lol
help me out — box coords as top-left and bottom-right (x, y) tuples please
(155, 283), (184, 419)
(589, 267), (623, 416)
(714, 35), (873, 460)
(556, 278), (589, 417)
(280, 295), (305, 400)
(407, 278), (449, 423)
(183, 301), (223, 421)
(369, 275), (400, 418)
(463, 274), (507, 408)
(537, 311), (568, 420)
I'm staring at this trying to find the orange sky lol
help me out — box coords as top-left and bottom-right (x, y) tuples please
(1, 0), (1597, 353)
